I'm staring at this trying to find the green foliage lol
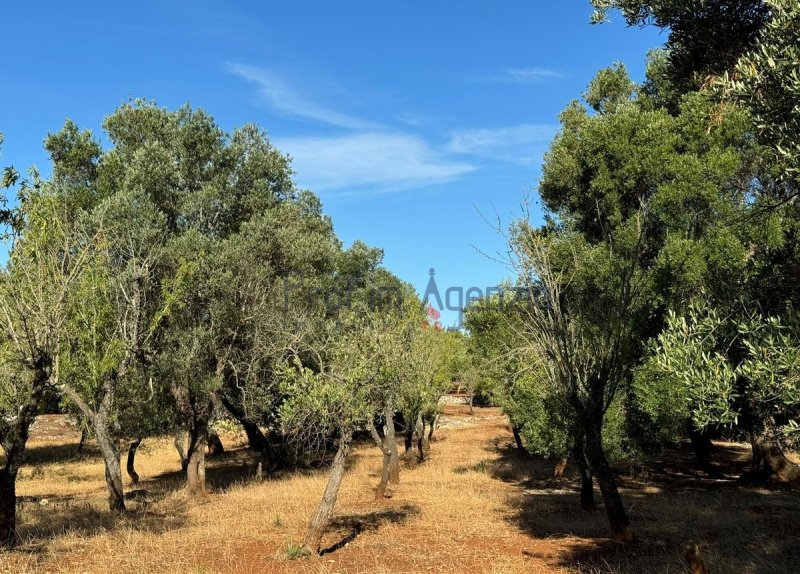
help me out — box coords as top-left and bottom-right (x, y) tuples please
(650, 304), (800, 444)
(583, 62), (636, 114)
(279, 292), (424, 449)
(592, 1), (770, 96)
(715, 0), (800, 189)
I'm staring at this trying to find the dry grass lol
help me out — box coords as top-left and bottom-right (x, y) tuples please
(1, 408), (798, 573)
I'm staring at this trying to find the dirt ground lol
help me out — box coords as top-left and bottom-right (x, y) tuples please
(1, 407), (798, 573)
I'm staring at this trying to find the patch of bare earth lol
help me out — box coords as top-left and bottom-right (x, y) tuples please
(1, 407), (798, 573)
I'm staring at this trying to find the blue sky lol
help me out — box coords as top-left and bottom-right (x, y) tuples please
(1, 1), (664, 327)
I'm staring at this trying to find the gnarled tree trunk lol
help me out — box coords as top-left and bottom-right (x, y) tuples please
(572, 439), (596, 511)
(585, 426), (632, 542)
(746, 429), (800, 484)
(0, 354), (51, 547)
(512, 426), (525, 451)
(186, 406), (210, 497)
(127, 438), (142, 484)
(218, 392), (277, 469)
(207, 429), (224, 455)
(371, 404), (400, 500)
(93, 413), (125, 512)
(174, 431), (188, 471)
(61, 374), (125, 512)
(304, 429), (353, 554)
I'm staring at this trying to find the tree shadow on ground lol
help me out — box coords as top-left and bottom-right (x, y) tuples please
(482, 437), (800, 573)
(20, 442), (99, 465)
(14, 494), (189, 551)
(320, 504), (420, 555)
(137, 446), (368, 497)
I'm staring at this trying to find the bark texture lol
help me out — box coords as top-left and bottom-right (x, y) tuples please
(61, 375), (126, 512)
(572, 441), (596, 511)
(512, 426), (525, 451)
(186, 405), (210, 497)
(304, 430), (353, 554)
(93, 415), (125, 511)
(218, 392), (278, 468)
(0, 354), (51, 546)
(585, 427), (632, 542)
(371, 405), (400, 500)
(174, 432), (189, 471)
(127, 438), (142, 484)
(745, 429), (800, 484)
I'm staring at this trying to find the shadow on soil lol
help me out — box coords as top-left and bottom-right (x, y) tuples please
(478, 437), (800, 573)
(321, 504), (420, 555)
(15, 495), (189, 550)
(15, 437), (372, 553)
(22, 442), (100, 465)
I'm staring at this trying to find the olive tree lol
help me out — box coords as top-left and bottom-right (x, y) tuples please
(0, 172), (97, 544)
(279, 312), (387, 554)
(651, 304), (800, 483)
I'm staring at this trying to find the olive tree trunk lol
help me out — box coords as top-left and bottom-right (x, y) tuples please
(403, 411), (418, 467)
(174, 431), (188, 471)
(416, 415), (426, 462)
(370, 404), (400, 500)
(304, 429), (353, 554)
(93, 410), (125, 512)
(77, 425), (89, 453)
(186, 411), (210, 497)
(0, 355), (51, 546)
(218, 392), (278, 468)
(0, 470), (17, 548)
(585, 426), (632, 542)
(572, 440), (596, 511)
(512, 426), (525, 451)
(61, 375), (126, 512)
(403, 424), (414, 455)
(747, 429), (800, 484)
(127, 438), (142, 484)
(427, 414), (438, 441)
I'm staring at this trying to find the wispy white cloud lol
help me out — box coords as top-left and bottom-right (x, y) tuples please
(276, 132), (476, 193)
(490, 67), (564, 84)
(446, 124), (559, 166)
(227, 63), (377, 130)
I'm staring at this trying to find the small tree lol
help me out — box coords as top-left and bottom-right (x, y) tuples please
(510, 226), (645, 542)
(279, 312), (385, 554)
